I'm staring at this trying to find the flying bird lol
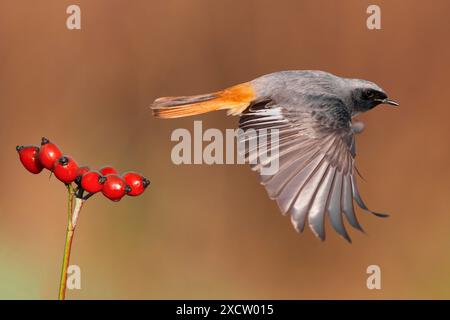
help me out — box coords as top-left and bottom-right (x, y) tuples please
(151, 70), (398, 241)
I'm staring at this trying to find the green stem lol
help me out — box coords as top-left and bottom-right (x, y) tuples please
(58, 229), (74, 300)
(58, 184), (84, 300)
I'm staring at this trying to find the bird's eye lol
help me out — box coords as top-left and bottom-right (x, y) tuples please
(365, 90), (375, 99)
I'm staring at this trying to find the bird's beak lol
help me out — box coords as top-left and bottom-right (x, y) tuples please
(376, 98), (399, 107)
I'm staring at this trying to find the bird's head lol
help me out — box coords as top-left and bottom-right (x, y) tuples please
(346, 79), (399, 114)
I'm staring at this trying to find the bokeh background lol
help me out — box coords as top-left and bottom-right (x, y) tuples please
(1, 0), (449, 299)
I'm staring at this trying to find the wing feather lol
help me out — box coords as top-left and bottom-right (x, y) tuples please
(276, 152), (325, 214)
(342, 175), (363, 232)
(238, 98), (386, 241)
(308, 166), (335, 240)
(327, 171), (351, 242)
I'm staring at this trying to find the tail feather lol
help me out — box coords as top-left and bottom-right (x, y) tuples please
(151, 82), (255, 119)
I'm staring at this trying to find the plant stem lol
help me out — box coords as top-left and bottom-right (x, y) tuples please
(58, 227), (74, 300)
(58, 184), (84, 300)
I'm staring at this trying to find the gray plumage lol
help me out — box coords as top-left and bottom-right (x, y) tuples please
(152, 70), (398, 242)
(239, 71), (396, 241)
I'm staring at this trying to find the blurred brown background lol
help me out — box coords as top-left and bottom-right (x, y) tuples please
(0, 0), (449, 299)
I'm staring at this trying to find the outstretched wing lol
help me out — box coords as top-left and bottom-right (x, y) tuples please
(238, 97), (387, 242)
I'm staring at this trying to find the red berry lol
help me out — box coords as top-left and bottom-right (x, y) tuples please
(74, 166), (90, 184)
(122, 172), (150, 196)
(16, 145), (44, 174)
(53, 156), (79, 184)
(39, 137), (62, 170)
(102, 174), (130, 201)
(99, 166), (118, 176)
(81, 171), (106, 193)
(77, 166), (90, 177)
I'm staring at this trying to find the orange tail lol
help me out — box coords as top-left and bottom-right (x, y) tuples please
(151, 82), (255, 119)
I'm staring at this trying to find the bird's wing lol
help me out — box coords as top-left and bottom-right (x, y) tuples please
(238, 98), (387, 242)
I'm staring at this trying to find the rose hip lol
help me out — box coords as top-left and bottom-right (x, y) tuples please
(81, 171), (106, 193)
(102, 175), (130, 201)
(53, 156), (79, 184)
(122, 172), (150, 196)
(99, 166), (118, 176)
(16, 145), (44, 174)
(39, 137), (62, 170)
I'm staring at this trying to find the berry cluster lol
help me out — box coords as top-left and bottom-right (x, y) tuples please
(16, 137), (150, 201)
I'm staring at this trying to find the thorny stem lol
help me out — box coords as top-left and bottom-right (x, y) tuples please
(58, 184), (84, 300)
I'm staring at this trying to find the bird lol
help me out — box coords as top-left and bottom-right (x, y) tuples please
(151, 70), (398, 242)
